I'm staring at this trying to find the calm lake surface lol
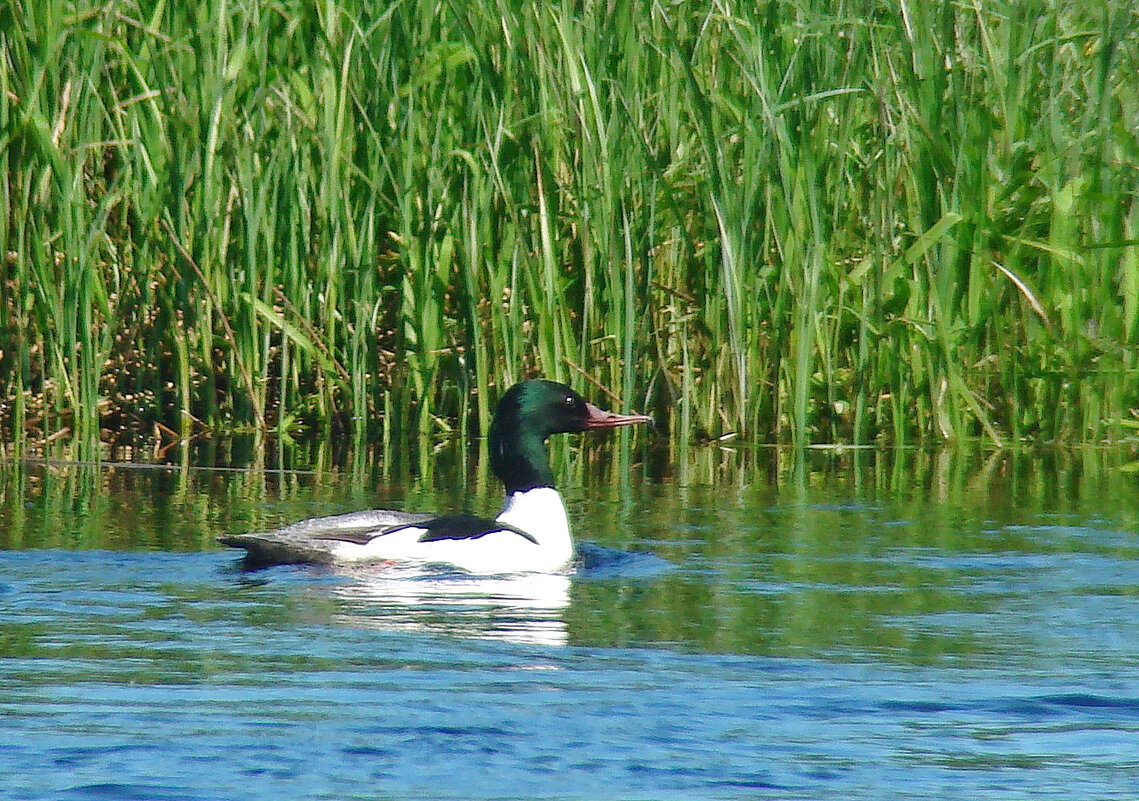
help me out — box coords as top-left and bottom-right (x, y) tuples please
(2, 441), (1138, 800)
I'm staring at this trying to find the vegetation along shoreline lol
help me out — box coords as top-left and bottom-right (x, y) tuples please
(2, 0), (1137, 454)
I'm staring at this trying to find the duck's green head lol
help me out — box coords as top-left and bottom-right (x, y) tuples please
(489, 379), (653, 493)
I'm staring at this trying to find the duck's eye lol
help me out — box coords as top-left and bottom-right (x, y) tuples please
(563, 396), (576, 407)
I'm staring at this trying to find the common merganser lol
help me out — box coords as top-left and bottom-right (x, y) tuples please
(219, 379), (653, 573)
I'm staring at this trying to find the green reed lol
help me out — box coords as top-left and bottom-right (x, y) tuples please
(1, 0), (1137, 456)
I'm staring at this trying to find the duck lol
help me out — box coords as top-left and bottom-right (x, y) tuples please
(218, 379), (653, 574)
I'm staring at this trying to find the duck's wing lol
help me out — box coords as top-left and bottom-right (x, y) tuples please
(218, 508), (433, 568)
(380, 514), (539, 544)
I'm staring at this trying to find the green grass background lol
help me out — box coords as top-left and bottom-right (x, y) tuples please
(2, 0), (1137, 453)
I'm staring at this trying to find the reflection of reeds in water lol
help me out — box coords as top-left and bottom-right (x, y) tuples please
(3, 2), (1138, 453)
(3, 442), (1136, 554)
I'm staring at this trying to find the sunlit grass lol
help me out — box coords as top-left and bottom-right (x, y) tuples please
(2, 0), (1137, 456)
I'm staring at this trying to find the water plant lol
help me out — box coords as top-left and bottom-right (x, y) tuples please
(2, 0), (1137, 455)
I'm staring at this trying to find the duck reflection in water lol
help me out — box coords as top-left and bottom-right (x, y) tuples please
(326, 565), (572, 647)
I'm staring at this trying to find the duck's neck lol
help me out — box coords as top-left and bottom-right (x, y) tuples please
(490, 427), (555, 494)
(489, 419), (573, 566)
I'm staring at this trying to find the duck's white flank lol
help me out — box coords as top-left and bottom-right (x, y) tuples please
(330, 487), (572, 574)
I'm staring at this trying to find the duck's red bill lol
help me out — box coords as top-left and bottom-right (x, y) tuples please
(583, 402), (654, 430)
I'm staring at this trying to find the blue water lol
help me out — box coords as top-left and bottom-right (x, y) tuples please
(1, 450), (1138, 799)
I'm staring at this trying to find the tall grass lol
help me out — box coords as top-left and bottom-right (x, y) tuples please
(2, 0), (1137, 456)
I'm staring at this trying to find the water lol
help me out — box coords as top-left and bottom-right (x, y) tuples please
(1, 445), (1138, 800)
